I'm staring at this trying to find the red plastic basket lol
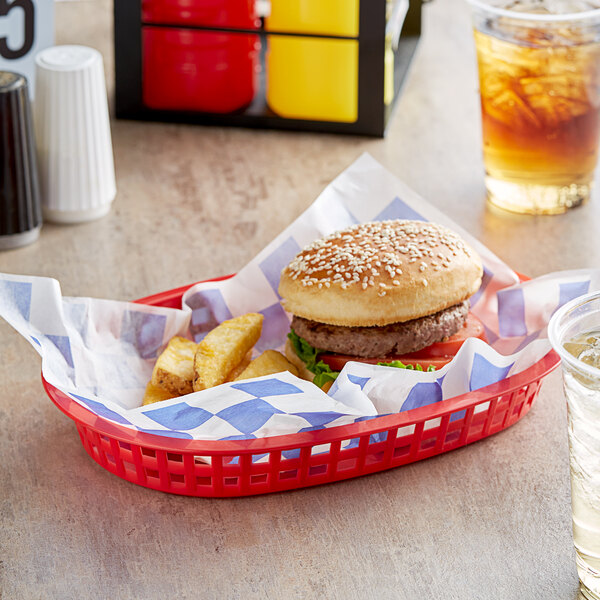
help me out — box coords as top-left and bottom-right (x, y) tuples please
(42, 275), (560, 497)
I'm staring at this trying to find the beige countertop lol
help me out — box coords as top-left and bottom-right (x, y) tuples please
(1, 0), (593, 598)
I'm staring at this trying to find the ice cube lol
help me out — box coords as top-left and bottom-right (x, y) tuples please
(476, 31), (536, 78)
(480, 73), (511, 100)
(526, 93), (590, 126)
(578, 345), (600, 369)
(490, 39), (540, 75)
(519, 72), (594, 125)
(564, 341), (594, 359)
(565, 332), (600, 367)
(484, 88), (542, 128)
(520, 75), (587, 101)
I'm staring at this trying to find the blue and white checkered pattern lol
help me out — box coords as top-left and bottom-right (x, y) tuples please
(0, 155), (593, 441)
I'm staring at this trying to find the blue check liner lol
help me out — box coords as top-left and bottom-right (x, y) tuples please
(0, 155), (594, 443)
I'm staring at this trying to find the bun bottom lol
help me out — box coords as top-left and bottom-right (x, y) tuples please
(284, 338), (315, 383)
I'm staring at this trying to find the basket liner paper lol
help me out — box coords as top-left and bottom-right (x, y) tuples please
(0, 154), (589, 441)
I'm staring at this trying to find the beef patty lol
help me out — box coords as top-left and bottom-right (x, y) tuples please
(291, 301), (469, 358)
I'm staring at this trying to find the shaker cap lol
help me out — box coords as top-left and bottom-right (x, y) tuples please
(35, 45), (100, 72)
(0, 71), (25, 92)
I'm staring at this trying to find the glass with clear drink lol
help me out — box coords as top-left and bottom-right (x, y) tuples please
(468, 1), (600, 215)
(549, 292), (600, 600)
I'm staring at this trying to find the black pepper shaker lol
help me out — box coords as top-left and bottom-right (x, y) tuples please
(0, 72), (41, 250)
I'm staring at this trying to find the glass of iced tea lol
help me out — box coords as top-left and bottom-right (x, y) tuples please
(549, 292), (600, 600)
(468, 1), (600, 215)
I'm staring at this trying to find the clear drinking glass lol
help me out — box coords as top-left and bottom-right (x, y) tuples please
(467, 0), (600, 215)
(549, 291), (600, 600)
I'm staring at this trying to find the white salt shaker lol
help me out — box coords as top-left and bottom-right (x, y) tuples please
(34, 45), (116, 223)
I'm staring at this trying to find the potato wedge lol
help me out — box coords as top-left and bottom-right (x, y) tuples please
(234, 350), (299, 381)
(142, 381), (178, 406)
(225, 351), (252, 382)
(193, 313), (263, 391)
(151, 336), (198, 396)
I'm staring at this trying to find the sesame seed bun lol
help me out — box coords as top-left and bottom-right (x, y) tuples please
(278, 220), (483, 327)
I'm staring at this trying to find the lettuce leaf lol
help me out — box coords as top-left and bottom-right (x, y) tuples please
(377, 360), (436, 372)
(287, 329), (339, 388)
(287, 329), (436, 389)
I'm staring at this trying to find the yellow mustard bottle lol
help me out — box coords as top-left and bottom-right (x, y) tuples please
(265, 0), (360, 123)
(266, 0), (359, 37)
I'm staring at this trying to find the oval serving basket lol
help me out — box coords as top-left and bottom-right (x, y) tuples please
(42, 275), (560, 498)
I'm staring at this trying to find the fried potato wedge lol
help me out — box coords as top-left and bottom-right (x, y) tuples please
(151, 336), (198, 396)
(225, 351), (252, 382)
(142, 381), (179, 406)
(193, 313), (263, 391)
(235, 350), (299, 381)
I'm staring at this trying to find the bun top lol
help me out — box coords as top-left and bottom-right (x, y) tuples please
(278, 220), (483, 327)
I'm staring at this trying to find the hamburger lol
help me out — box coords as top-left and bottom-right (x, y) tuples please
(278, 220), (485, 388)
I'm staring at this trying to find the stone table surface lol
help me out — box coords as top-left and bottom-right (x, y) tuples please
(1, 0), (597, 598)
